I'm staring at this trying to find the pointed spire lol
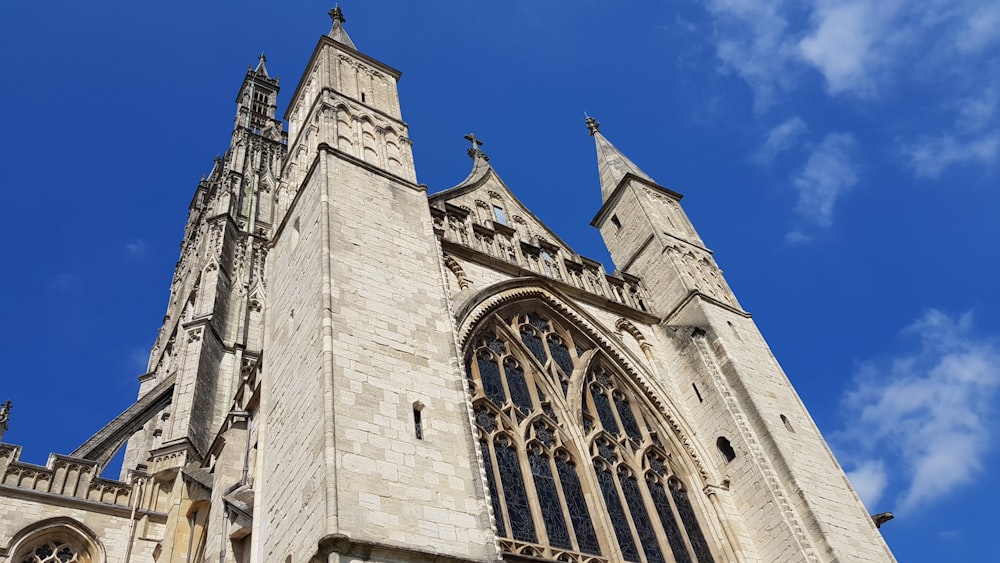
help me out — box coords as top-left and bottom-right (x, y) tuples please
(254, 53), (269, 77)
(328, 6), (357, 49)
(587, 116), (655, 201)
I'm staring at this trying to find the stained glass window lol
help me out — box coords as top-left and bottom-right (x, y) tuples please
(19, 541), (81, 563)
(620, 468), (666, 563)
(480, 439), (507, 537)
(672, 480), (715, 563)
(556, 451), (601, 555)
(467, 309), (719, 563)
(496, 436), (537, 543)
(649, 475), (693, 563)
(504, 358), (532, 413)
(615, 392), (643, 443)
(529, 448), (572, 549)
(521, 327), (547, 366)
(476, 351), (506, 406)
(597, 463), (641, 562)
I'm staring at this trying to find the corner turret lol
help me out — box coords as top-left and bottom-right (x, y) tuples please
(588, 118), (740, 316)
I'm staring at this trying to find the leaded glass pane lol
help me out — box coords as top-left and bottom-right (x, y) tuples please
(477, 352), (506, 405)
(529, 449), (572, 550)
(475, 404), (497, 433)
(496, 438), (537, 543)
(479, 439), (507, 537)
(591, 387), (620, 436)
(596, 464), (641, 562)
(649, 477), (693, 563)
(615, 393), (643, 443)
(528, 313), (550, 331)
(549, 335), (574, 375)
(521, 328), (548, 366)
(556, 454), (601, 555)
(672, 482), (715, 563)
(620, 470), (666, 563)
(504, 358), (533, 413)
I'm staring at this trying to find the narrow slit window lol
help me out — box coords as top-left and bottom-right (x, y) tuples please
(692, 383), (703, 403)
(781, 414), (794, 433)
(413, 403), (424, 440)
(361, 92), (367, 103)
(611, 215), (622, 230)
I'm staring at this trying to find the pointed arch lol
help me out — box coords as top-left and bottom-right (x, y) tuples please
(461, 282), (726, 562)
(6, 517), (105, 563)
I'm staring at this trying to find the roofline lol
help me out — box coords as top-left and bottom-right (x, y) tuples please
(283, 35), (403, 121)
(590, 173), (684, 227)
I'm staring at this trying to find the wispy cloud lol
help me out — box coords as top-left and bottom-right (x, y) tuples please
(701, 0), (1000, 182)
(904, 134), (1000, 178)
(795, 0), (908, 98)
(837, 310), (1000, 512)
(125, 239), (147, 257)
(756, 116), (808, 163)
(790, 132), (858, 228)
(705, 0), (798, 112)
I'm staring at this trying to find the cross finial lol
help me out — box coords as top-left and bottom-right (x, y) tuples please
(329, 6), (345, 24)
(464, 133), (489, 161)
(464, 132), (484, 149)
(258, 53), (267, 65)
(585, 114), (600, 136)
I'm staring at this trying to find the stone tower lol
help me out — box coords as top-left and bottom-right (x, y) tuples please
(0, 10), (894, 563)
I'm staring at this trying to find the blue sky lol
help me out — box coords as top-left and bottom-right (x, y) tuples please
(1, 1), (997, 560)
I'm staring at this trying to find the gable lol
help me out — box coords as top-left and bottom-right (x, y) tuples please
(429, 165), (578, 260)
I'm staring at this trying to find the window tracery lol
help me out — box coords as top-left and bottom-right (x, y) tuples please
(19, 541), (81, 563)
(466, 307), (718, 563)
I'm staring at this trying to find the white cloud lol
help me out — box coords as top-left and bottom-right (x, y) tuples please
(955, 88), (998, 133)
(797, 1), (884, 97)
(846, 460), (888, 508)
(904, 134), (1000, 178)
(756, 116), (807, 163)
(956, 4), (1000, 53)
(125, 239), (147, 257)
(705, 0), (798, 111)
(790, 133), (858, 227)
(838, 310), (1000, 513)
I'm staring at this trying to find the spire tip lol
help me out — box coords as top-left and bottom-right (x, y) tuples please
(585, 115), (600, 136)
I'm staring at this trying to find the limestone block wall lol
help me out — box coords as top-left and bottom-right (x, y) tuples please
(259, 153), (328, 562)
(0, 445), (167, 562)
(661, 299), (896, 562)
(262, 148), (499, 561)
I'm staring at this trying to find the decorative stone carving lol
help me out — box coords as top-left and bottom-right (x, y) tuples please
(443, 255), (471, 289)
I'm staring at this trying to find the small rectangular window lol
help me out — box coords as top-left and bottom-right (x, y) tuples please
(611, 215), (622, 230)
(414, 408), (423, 440)
(493, 205), (508, 225)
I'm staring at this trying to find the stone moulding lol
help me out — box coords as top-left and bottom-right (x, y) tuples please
(456, 279), (711, 484)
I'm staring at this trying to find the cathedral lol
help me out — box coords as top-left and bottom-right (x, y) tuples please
(0, 9), (895, 563)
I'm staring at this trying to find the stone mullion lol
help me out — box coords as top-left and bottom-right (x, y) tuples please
(633, 459), (688, 563)
(483, 430), (516, 543)
(515, 436), (552, 557)
(547, 447), (585, 555)
(663, 477), (703, 563)
(493, 321), (546, 410)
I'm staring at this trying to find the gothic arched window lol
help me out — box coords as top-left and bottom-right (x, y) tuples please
(466, 308), (718, 563)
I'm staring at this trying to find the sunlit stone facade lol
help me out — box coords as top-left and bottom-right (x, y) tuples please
(0, 11), (895, 563)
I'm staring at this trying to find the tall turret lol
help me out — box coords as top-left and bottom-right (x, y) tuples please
(588, 117), (895, 562)
(259, 10), (491, 562)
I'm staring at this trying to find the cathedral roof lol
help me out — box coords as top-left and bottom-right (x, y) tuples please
(328, 6), (356, 49)
(253, 53), (270, 78)
(587, 116), (655, 202)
